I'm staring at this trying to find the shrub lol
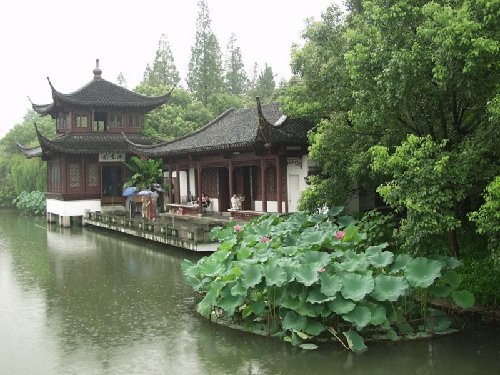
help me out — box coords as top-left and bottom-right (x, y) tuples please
(13, 191), (46, 216)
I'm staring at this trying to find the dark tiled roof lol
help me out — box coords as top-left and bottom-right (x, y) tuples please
(36, 131), (157, 155)
(32, 78), (172, 115)
(129, 102), (312, 158)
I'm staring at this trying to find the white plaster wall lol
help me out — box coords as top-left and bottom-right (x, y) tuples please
(179, 170), (188, 202)
(286, 155), (310, 212)
(46, 199), (101, 216)
(254, 200), (285, 213)
(188, 168), (196, 195)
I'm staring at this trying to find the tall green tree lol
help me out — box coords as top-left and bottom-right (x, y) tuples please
(223, 33), (248, 96)
(187, 0), (224, 106)
(249, 64), (276, 103)
(143, 33), (180, 87)
(283, 1), (499, 256)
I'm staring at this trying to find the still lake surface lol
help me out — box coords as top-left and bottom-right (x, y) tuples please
(0, 210), (498, 375)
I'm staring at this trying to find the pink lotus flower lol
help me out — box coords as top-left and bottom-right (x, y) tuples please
(234, 224), (243, 232)
(335, 231), (346, 240)
(319, 268), (326, 273)
(260, 236), (270, 243)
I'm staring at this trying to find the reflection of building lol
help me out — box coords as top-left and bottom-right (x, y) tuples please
(18, 60), (172, 226)
(127, 99), (314, 215)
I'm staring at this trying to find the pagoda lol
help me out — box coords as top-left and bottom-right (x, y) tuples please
(18, 60), (172, 226)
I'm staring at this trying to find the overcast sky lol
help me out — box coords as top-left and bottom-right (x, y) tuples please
(0, 0), (340, 137)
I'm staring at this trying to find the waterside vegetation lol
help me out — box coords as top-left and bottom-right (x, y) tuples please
(182, 209), (475, 353)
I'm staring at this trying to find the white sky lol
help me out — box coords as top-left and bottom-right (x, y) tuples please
(0, 0), (339, 138)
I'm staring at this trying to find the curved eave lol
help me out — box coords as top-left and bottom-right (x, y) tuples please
(32, 102), (55, 117)
(16, 142), (42, 158)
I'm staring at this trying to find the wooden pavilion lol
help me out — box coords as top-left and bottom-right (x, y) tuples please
(126, 99), (315, 218)
(18, 60), (172, 226)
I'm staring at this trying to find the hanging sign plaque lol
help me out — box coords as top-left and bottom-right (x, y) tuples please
(99, 152), (126, 162)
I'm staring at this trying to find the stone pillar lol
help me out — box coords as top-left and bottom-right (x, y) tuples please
(59, 215), (71, 228)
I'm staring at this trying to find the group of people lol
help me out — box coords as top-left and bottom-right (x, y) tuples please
(186, 191), (211, 209)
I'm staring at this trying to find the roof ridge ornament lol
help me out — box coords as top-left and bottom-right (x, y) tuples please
(93, 59), (102, 79)
(256, 97), (272, 148)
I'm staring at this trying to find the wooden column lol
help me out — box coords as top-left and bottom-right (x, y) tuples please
(261, 157), (267, 212)
(197, 162), (202, 215)
(228, 159), (234, 202)
(276, 156), (282, 214)
(175, 163), (181, 204)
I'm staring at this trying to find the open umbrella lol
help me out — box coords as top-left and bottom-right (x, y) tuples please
(122, 186), (138, 197)
(137, 190), (152, 196)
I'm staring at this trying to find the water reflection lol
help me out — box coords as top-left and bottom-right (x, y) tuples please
(0, 210), (498, 375)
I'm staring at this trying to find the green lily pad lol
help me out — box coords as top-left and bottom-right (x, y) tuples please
(197, 257), (224, 277)
(282, 310), (306, 331)
(303, 319), (325, 336)
(241, 264), (263, 288)
(320, 272), (343, 296)
(342, 305), (372, 330)
(295, 263), (320, 286)
(328, 295), (356, 315)
(371, 275), (408, 301)
(217, 294), (245, 316)
(404, 257), (442, 288)
(337, 251), (369, 272)
(390, 254), (413, 274)
(327, 206), (344, 217)
(250, 300), (266, 315)
(298, 250), (331, 268)
(262, 259), (288, 287)
(451, 290), (475, 308)
(343, 330), (367, 353)
(441, 270), (462, 289)
(366, 250), (394, 268)
(299, 343), (318, 350)
(307, 287), (335, 304)
(341, 273), (374, 301)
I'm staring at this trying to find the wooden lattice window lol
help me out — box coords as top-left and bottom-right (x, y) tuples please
(69, 163), (80, 188)
(127, 113), (143, 128)
(88, 163), (98, 187)
(75, 113), (88, 128)
(266, 165), (276, 200)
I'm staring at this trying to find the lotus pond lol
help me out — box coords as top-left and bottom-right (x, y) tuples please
(0, 209), (498, 374)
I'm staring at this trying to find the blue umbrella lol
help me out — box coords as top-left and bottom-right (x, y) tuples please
(122, 186), (138, 197)
(137, 190), (152, 196)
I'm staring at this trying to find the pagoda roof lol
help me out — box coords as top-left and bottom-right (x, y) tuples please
(17, 126), (157, 159)
(126, 100), (313, 158)
(31, 60), (173, 116)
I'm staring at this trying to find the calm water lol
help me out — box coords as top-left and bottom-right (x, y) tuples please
(0, 210), (498, 375)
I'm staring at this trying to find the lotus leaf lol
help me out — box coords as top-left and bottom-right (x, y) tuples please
(307, 287), (335, 304)
(298, 343), (318, 350)
(441, 270), (462, 289)
(385, 328), (400, 341)
(341, 273), (374, 301)
(327, 206), (344, 217)
(438, 256), (462, 269)
(197, 288), (218, 316)
(298, 250), (331, 268)
(295, 301), (321, 317)
(241, 264), (263, 288)
(366, 250), (394, 268)
(280, 295), (302, 310)
(336, 252), (368, 273)
(217, 294), (245, 316)
(361, 302), (387, 326)
(343, 330), (367, 353)
(237, 246), (252, 260)
(342, 305), (372, 330)
(250, 300), (266, 315)
(262, 257), (288, 287)
(451, 290), (475, 308)
(390, 254), (413, 274)
(295, 263), (320, 286)
(303, 319), (325, 336)
(404, 257), (442, 288)
(297, 229), (326, 248)
(371, 275), (408, 301)
(328, 295), (356, 315)
(319, 273), (343, 297)
(338, 215), (356, 228)
(230, 281), (247, 296)
(282, 311), (307, 331)
(197, 257), (224, 277)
